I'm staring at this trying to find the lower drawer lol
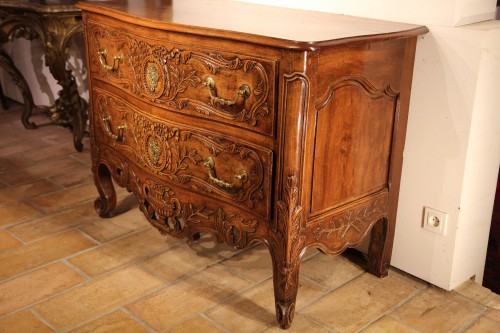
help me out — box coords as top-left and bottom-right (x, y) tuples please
(92, 89), (273, 219)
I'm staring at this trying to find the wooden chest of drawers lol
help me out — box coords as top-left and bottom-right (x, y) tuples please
(78, 0), (427, 328)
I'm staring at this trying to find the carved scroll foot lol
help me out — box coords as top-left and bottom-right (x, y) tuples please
(269, 248), (301, 329)
(367, 217), (390, 278)
(94, 163), (117, 216)
(275, 300), (295, 329)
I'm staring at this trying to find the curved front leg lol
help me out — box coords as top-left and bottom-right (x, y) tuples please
(368, 217), (390, 277)
(269, 245), (302, 329)
(94, 163), (117, 216)
(268, 175), (306, 329)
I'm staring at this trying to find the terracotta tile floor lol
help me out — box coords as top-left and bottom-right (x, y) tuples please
(1, 103), (499, 332)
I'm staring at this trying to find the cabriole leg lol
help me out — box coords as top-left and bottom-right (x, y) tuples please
(93, 163), (116, 216)
(367, 217), (390, 278)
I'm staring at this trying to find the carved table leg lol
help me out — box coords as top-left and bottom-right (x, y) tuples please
(367, 217), (390, 278)
(94, 163), (117, 216)
(41, 17), (87, 152)
(0, 49), (36, 128)
(0, 11), (86, 151)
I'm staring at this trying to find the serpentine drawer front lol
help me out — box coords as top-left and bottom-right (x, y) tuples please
(78, 0), (428, 329)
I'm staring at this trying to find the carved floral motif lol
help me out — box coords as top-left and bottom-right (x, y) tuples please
(96, 93), (267, 211)
(95, 147), (258, 248)
(91, 25), (271, 129)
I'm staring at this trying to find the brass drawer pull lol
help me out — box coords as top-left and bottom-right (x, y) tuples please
(204, 77), (250, 106)
(97, 48), (122, 72)
(203, 156), (248, 188)
(102, 116), (126, 141)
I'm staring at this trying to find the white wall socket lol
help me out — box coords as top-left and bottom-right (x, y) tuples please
(423, 207), (447, 235)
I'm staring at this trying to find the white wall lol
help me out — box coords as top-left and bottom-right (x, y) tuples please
(450, 22), (500, 287)
(235, 0), (497, 26)
(237, 0), (500, 290)
(393, 22), (500, 289)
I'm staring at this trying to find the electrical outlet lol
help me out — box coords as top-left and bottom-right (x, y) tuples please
(423, 207), (447, 235)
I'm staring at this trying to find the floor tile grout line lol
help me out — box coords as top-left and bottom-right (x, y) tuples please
(198, 277), (274, 324)
(215, 261), (268, 285)
(297, 271), (369, 311)
(0, 255), (90, 286)
(21, 147), (90, 166)
(0, 227), (103, 277)
(3, 265), (169, 332)
(0, 138), (61, 158)
(0, 204), (43, 230)
(293, 277), (332, 311)
(0, 227), (168, 288)
(2, 214), (103, 250)
(449, 289), (493, 333)
(159, 312), (222, 333)
(0, 177), (65, 207)
(2, 199), (108, 239)
(297, 271), (430, 333)
(29, 307), (61, 333)
(199, 312), (233, 333)
(354, 284), (431, 333)
(24, 184), (137, 217)
(376, 314), (426, 333)
(61, 258), (94, 281)
(68, 239), (185, 280)
(451, 287), (499, 310)
(299, 269), (364, 293)
(0, 158), (89, 188)
(454, 307), (490, 333)
(121, 307), (159, 333)
(45, 164), (93, 186)
(137, 247), (237, 285)
(8, 217), (152, 253)
(58, 305), (158, 333)
(0, 267), (91, 322)
(291, 312), (339, 333)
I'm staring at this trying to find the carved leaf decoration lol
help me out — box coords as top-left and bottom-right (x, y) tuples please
(183, 203), (213, 224)
(313, 197), (387, 241)
(178, 51), (193, 64)
(214, 209), (257, 247)
(253, 80), (264, 96)
(92, 25), (272, 129)
(172, 142), (181, 157)
(174, 174), (192, 184)
(269, 175), (305, 294)
(99, 93), (265, 210)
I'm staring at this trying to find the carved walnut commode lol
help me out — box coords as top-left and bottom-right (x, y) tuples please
(78, 0), (427, 329)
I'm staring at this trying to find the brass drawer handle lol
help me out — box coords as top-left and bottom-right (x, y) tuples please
(204, 77), (250, 106)
(102, 116), (126, 141)
(97, 48), (122, 72)
(203, 156), (248, 188)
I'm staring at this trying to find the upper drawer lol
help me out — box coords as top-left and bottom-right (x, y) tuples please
(86, 19), (278, 137)
(93, 88), (273, 220)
